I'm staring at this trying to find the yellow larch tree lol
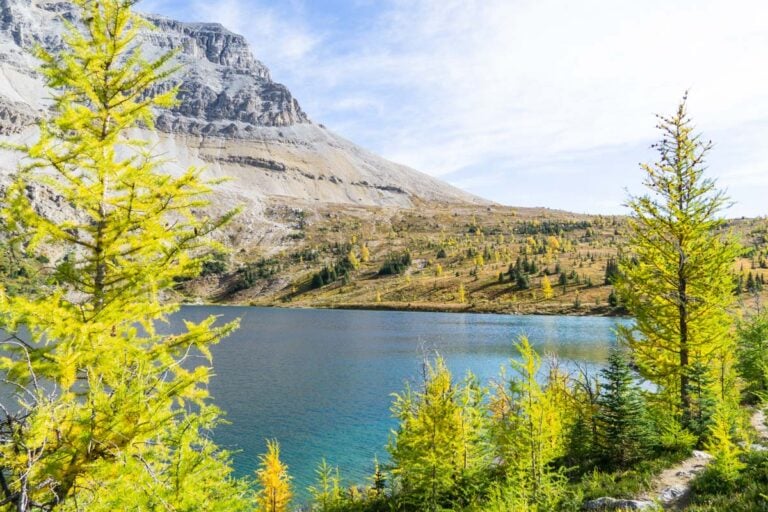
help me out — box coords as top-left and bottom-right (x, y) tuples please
(616, 95), (739, 426)
(0, 0), (251, 509)
(541, 275), (554, 300)
(255, 440), (293, 512)
(347, 249), (360, 269)
(490, 337), (569, 508)
(389, 358), (491, 511)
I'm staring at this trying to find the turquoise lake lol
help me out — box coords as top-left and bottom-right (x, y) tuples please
(167, 306), (628, 500)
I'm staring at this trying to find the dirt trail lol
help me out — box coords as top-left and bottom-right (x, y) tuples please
(637, 450), (712, 510)
(636, 408), (768, 510)
(751, 408), (768, 443)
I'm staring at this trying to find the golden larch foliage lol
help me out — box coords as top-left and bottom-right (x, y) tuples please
(256, 440), (293, 512)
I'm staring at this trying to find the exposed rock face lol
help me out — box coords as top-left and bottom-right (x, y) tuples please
(143, 14), (310, 133)
(0, 0), (485, 250)
(0, 96), (36, 134)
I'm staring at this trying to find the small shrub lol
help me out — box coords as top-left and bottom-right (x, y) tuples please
(652, 409), (697, 453)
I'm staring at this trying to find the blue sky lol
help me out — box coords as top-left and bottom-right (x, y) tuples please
(138, 0), (768, 217)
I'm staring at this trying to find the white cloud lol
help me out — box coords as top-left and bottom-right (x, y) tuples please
(140, 0), (768, 216)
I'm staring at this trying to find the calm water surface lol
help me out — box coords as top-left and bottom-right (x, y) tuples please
(167, 306), (628, 499)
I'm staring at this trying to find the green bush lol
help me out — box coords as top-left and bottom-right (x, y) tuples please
(650, 406), (697, 453)
(688, 451), (768, 511)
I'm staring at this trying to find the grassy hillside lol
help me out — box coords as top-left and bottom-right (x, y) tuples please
(181, 201), (768, 315)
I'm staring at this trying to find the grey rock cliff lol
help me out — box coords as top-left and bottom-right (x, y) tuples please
(142, 14), (310, 133)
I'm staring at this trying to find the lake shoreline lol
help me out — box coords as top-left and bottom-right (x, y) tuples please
(188, 299), (631, 318)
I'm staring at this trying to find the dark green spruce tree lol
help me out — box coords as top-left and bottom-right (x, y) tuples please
(595, 348), (650, 467)
(683, 361), (717, 438)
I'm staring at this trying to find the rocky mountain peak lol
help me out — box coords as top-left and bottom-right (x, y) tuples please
(141, 13), (310, 132)
(144, 15), (270, 76)
(0, 0), (309, 134)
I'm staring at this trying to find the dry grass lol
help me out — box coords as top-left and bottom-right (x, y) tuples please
(183, 201), (768, 316)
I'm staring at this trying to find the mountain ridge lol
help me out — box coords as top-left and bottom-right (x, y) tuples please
(0, 0), (487, 242)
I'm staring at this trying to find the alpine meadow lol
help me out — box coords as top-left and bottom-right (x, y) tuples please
(0, 1), (767, 511)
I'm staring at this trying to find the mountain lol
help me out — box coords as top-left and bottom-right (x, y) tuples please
(0, 0), (486, 250)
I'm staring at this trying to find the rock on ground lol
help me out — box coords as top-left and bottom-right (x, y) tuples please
(583, 497), (661, 511)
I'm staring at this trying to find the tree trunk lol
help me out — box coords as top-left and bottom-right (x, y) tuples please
(679, 255), (690, 421)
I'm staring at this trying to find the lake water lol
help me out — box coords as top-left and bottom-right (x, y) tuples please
(166, 306), (627, 500)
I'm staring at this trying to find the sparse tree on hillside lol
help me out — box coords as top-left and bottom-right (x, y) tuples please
(347, 249), (360, 270)
(546, 236), (560, 255)
(541, 275), (554, 300)
(616, 95), (739, 427)
(604, 257), (620, 285)
(458, 282), (466, 303)
(516, 271), (531, 290)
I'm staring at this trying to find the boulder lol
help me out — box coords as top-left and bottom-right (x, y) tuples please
(583, 497), (661, 511)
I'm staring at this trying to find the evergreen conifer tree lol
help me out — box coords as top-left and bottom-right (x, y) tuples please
(684, 361), (717, 438)
(735, 312), (768, 403)
(369, 456), (386, 498)
(516, 272), (531, 290)
(747, 272), (756, 293)
(604, 257), (620, 285)
(595, 348), (650, 467)
(565, 368), (602, 470)
(608, 289), (619, 308)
